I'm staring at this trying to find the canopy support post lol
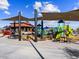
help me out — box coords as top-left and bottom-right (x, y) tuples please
(34, 9), (38, 42)
(41, 20), (43, 39)
(18, 11), (21, 41)
(13, 20), (16, 37)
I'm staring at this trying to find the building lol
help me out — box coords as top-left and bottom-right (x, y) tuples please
(9, 22), (34, 33)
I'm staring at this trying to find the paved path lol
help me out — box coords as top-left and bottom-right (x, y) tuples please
(0, 37), (79, 59)
(32, 40), (79, 59)
(32, 41), (67, 59)
(0, 37), (41, 59)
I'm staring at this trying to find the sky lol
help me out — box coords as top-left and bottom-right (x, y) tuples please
(0, 0), (79, 29)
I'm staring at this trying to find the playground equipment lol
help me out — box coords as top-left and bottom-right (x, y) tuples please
(36, 19), (74, 41)
(56, 20), (65, 40)
(37, 24), (42, 37)
(53, 20), (73, 42)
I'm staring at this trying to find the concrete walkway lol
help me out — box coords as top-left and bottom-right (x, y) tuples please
(32, 40), (79, 59)
(0, 37), (41, 59)
(0, 37), (79, 59)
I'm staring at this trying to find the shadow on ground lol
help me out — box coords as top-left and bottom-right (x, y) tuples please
(64, 47), (79, 59)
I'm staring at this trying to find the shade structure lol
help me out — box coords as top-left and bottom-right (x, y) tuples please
(67, 9), (79, 15)
(33, 9), (79, 41)
(40, 9), (79, 21)
(0, 12), (34, 41)
(41, 12), (62, 20)
(61, 11), (79, 21)
(0, 15), (33, 21)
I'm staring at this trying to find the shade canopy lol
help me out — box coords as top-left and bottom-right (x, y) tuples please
(39, 9), (79, 21)
(0, 15), (33, 21)
(1, 9), (79, 21)
(0, 12), (34, 41)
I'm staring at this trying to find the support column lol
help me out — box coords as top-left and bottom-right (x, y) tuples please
(41, 20), (43, 39)
(14, 20), (16, 37)
(34, 9), (38, 42)
(18, 11), (21, 41)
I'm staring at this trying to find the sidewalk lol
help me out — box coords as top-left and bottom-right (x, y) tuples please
(0, 37), (79, 59)
(0, 37), (41, 59)
(32, 40), (79, 59)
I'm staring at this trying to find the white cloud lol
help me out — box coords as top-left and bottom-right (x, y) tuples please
(33, 1), (60, 14)
(42, 3), (60, 12)
(4, 11), (10, 15)
(0, 0), (10, 15)
(34, 1), (42, 9)
(0, 0), (10, 10)
(33, 1), (42, 12)
(73, 7), (78, 10)
(43, 1), (49, 5)
(38, 13), (42, 16)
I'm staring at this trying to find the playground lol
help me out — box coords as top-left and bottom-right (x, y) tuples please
(0, 9), (79, 43)
(0, 6), (79, 59)
(1, 0), (79, 59)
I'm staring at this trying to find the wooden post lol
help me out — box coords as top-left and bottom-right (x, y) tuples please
(18, 11), (21, 41)
(34, 9), (38, 42)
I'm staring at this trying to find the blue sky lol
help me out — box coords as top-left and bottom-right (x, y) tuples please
(0, 0), (79, 29)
